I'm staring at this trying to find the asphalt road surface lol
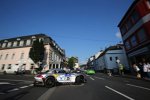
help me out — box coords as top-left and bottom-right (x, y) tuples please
(0, 73), (150, 100)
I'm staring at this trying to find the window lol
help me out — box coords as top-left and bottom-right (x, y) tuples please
(132, 11), (140, 23)
(126, 19), (132, 30)
(120, 25), (127, 35)
(125, 41), (131, 49)
(2, 43), (6, 48)
(131, 35), (137, 47)
(5, 54), (8, 60)
(7, 64), (11, 69)
(137, 28), (147, 43)
(7, 42), (12, 47)
(115, 57), (118, 60)
(11, 54), (15, 59)
(19, 40), (24, 46)
(1, 64), (5, 70)
(13, 41), (17, 47)
(20, 53), (24, 59)
(0, 55), (2, 60)
(110, 57), (112, 61)
(26, 39), (31, 46)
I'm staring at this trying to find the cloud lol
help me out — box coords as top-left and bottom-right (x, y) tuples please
(115, 32), (122, 39)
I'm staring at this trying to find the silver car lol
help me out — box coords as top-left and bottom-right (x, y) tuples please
(34, 69), (86, 88)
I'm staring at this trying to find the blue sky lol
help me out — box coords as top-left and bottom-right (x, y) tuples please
(0, 0), (133, 64)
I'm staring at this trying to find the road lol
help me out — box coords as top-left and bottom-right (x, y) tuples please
(0, 73), (150, 100)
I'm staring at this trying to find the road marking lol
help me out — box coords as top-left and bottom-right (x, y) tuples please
(126, 84), (150, 91)
(7, 88), (19, 92)
(0, 79), (33, 83)
(37, 87), (56, 100)
(0, 82), (11, 85)
(94, 76), (105, 80)
(90, 77), (95, 80)
(20, 86), (29, 89)
(29, 84), (34, 86)
(105, 86), (135, 100)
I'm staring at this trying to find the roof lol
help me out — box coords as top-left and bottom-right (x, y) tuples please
(118, 0), (139, 27)
(0, 33), (48, 43)
(97, 44), (123, 59)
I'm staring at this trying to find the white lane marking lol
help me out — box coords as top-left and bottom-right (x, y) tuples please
(7, 88), (19, 92)
(90, 77), (95, 80)
(94, 76), (105, 80)
(0, 79), (32, 82)
(105, 86), (135, 100)
(37, 87), (56, 100)
(0, 82), (11, 85)
(20, 86), (29, 89)
(126, 84), (150, 91)
(29, 84), (34, 86)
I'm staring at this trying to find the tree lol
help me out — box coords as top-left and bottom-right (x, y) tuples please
(29, 39), (45, 71)
(68, 57), (77, 70)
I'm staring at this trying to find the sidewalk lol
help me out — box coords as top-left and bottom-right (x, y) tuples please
(114, 74), (150, 82)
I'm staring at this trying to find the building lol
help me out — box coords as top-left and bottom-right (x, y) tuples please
(0, 34), (66, 73)
(97, 44), (129, 73)
(118, 0), (150, 65)
(87, 44), (129, 73)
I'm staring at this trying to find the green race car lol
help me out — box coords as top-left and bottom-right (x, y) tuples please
(85, 69), (95, 75)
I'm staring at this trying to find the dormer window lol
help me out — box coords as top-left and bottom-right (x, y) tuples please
(19, 40), (24, 46)
(2, 43), (6, 48)
(4, 40), (8, 42)
(32, 36), (36, 39)
(7, 42), (12, 47)
(26, 39), (31, 46)
(13, 41), (17, 47)
(17, 38), (21, 41)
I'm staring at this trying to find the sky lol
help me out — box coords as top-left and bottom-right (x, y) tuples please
(0, 0), (133, 64)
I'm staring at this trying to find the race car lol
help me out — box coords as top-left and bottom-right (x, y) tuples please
(34, 69), (86, 88)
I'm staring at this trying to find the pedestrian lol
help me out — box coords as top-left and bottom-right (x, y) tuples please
(147, 62), (150, 78)
(138, 62), (144, 78)
(119, 64), (124, 76)
(143, 62), (148, 78)
(133, 63), (141, 78)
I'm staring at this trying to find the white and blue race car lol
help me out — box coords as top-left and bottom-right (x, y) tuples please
(34, 69), (86, 88)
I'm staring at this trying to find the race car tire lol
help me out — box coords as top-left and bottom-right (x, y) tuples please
(33, 81), (37, 87)
(75, 76), (81, 85)
(45, 77), (55, 88)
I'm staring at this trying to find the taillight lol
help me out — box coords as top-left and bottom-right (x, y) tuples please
(36, 74), (44, 78)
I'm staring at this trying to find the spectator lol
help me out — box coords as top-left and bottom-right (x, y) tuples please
(119, 64), (124, 75)
(133, 63), (141, 78)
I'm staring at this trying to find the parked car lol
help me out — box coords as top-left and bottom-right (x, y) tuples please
(85, 69), (95, 75)
(3, 65), (25, 74)
(34, 69), (86, 88)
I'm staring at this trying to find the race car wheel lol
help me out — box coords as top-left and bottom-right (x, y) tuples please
(45, 77), (55, 88)
(75, 76), (81, 85)
(33, 81), (37, 87)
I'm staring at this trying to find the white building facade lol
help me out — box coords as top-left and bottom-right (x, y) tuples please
(0, 34), (65, 73)
(96, 45), (129, 73)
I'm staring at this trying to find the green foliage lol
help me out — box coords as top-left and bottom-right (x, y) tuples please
(68, 57), (77, 69)
(29, 39), (45, 65)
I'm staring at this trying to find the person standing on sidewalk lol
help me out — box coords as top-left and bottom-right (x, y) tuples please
(133, 63), (141, 79)
(147, 62), (150, 78)
(119, 64), (124, 76)
(143, 62), (148, 78)
(138, 62), (144, 78)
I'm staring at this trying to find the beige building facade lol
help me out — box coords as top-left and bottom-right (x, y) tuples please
(0, 34), (65, 73)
